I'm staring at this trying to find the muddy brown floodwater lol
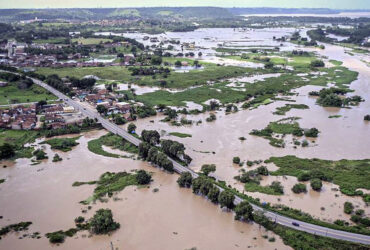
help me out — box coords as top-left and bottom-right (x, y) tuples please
(0, 130), (289, 250)
(132, 43), (370, 223)
(1, 29), (370, 249)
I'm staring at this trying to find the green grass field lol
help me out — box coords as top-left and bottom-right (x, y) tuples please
(87, 133), (138, 158)
(108, 9), (141, 17)
(37, 66), (133, 81)
(0, 129), (40, 159)
(0, 129), (39, 147)
(135, 64), (357, 107)
(169, 132), (192, 138)
(135, 82), (248, 106)
(87, 138), (121, 158)
(36, 61), (256, 89)
(33, 38), (69, 44)
(224, 54), (317, 70)
(41, 136), (80, 152)
(74, 171), (140, 204)
(273, 104), (309, 115)
(244, 182), (283, 195)
(0, 83), (57, 105)
(71, 38), (113, 45)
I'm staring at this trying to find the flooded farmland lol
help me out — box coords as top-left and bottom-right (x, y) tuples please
(0, 131), (289, 250)
(129, 36), (370, 223)
(1, 24), (370, 250)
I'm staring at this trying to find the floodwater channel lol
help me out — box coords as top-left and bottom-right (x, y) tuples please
(1, 27), (370, 249)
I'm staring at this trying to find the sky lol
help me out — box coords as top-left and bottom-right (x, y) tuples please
(0, 0), (369, 9)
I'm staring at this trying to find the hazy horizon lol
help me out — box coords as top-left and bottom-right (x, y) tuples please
(0, 0), (369, 10)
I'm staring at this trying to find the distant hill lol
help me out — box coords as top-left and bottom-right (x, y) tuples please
(0, 7), (368, 23)
(0, 7), (234, 22)
(228, 8), (370, 15)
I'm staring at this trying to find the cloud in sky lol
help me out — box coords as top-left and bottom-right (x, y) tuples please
(0, 0), (369, 9)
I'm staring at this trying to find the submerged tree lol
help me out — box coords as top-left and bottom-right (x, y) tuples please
(90, 209), (120, 234)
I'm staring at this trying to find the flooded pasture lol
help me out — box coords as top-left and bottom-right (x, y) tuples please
(0, 130), (289, 250)
(129, 40), (370, 223)
(1, 26), (370, 249)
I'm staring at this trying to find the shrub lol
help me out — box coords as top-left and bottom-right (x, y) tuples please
(136, 170), (151, 185)
(234, 201), (253, 221)
(90, 209), (120, 234)
(334, 219), (347, 226)
(310, 60), (325, 67)
(191, 176), (210, 194)
(318, 93), (343, 107)
(218, 190), (235, 209)
(74, 216), (85, 224)
(48, 232), (65, 243)
(33, 149), (48, 160)
(310, 178), (322, 191)
(206, 113), (216, 122)
(297, 172), (310, 181)
(355, 209), (365, 216)
(52, 154), (62, 162)
(292, 183), (307, 194)
(269, 181), (284, 194)
(344, 202), (354, 214)
(201, 164), (216, 176)
(305, 128), (319, 137)
(256, 166), (269, 176)
(177, 172), (193, 188)
(207, 186), (220, 203)
(233, 157), (241, 164)
(0, 143), (15, 160)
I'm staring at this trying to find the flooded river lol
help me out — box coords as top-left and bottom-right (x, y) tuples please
(0, 130), (289, 250)
(1, 26), (370, 249)
(130, 39), (370, 223)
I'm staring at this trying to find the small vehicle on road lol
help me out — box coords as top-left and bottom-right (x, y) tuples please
(292, 222), (300, 227)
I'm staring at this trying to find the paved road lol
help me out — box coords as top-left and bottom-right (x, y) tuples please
(30, 76), (370, 245)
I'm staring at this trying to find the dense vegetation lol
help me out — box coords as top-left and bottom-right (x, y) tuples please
(254, 213), (369, 250)
(309, 87), (364, 107)
(0, 222), (32, 239)
(234, 166), (285, 195)
(273, 104), (309, 115)
(292, 183), (307, 194)
(267, 156), (370, 201)
(250, 117), (318, 147)
(90, 209), (120, 234)
(41, 136), (80, 152)
(176, 172), (369, 249)
(73, 170), (151, 204)
(46, 208), (119, 244)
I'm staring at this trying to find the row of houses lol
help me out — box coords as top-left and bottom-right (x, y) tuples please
(0, 103), (78, 130)
(0, 104), (37, 130)
(0, 40), (136, 68)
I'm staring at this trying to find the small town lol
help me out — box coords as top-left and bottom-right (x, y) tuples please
(0, 2), (369, 250)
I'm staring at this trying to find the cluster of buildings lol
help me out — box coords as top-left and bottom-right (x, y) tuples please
(42, 104), (77, 129)
(0, 40), (135, 68)
(0, 103), (80, 130)
(0, 104), (37, 130)
(87, 19), (138, 26)
(76, 88), (133, 120)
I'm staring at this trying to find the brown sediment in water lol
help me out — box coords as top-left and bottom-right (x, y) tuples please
(1, 31), (370, 249)
(130, 44), (370, 223)
(0, 130), (289, 250)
